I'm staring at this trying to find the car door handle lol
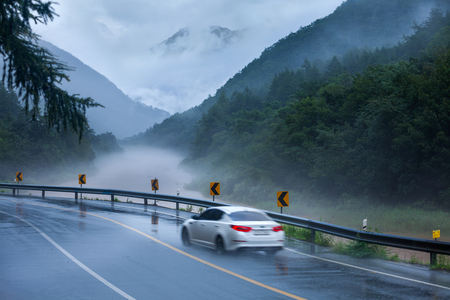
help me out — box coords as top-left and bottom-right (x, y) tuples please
(215, 225), (219, 227)
(201, 223), (206, 226)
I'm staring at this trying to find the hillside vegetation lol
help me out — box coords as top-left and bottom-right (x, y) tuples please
(0, 85), (122, 184)
(41, 41), (170, 139)
(180, 9), (450, 215)
(130, 0), (450, 151)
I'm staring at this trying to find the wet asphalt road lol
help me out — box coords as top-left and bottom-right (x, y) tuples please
(1, 194), (450, 300)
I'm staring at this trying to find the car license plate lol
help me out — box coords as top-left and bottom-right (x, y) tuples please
(254, 229), (269, 235)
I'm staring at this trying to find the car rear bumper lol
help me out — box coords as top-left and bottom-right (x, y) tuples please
(226, 239), (285, 251)
(235, 246), (284, 252)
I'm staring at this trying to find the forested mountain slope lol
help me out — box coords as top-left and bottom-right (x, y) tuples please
(182, 9), (450, 210)
(129, 0), (450, 150)
(0, 84), (124, 184)
(41, 42), (170, 139)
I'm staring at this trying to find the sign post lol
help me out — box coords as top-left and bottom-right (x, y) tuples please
(16, 172), (23, 183)
(433, 230), (440, 241)
(79, 174), (86, 199)
(431, 230), (441, 266)
(15, 172), (22, 195)
(151, 178), (159, 205)
(151, 179), (159, 193)
(210, 182), (220, 201)
(277, 191), (289, 214)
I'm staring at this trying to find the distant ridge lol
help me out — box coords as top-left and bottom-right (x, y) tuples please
(149, 26), (247, 55)
(131, 0), (450, 151)
(40, 41), (170, 139)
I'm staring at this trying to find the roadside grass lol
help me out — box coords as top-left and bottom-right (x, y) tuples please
(282, 224), (333, 247)
(332, 236), (396, 260)
(433, 255), (450, 270)
(81, 196), (120, 201)
(178, 206), (205, 213)
(284, 200), (450, 240)
(179, 205), (193, 212)
(408, 255), (428, 266)
(255, 195), (450, 240)
(282, 224), (450, 269)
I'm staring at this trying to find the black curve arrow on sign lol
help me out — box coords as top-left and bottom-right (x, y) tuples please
(152, 180), (159, 190)
(79, 175), (86, 184)
(211, 183), (219, 195)
(16, 172), (22, 181)
(278, 192), (288, 206)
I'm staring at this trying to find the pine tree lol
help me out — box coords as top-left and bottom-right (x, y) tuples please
(0, 0), (102, 140)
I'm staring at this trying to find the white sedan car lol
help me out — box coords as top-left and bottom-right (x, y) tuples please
(181, 206), (284, 254)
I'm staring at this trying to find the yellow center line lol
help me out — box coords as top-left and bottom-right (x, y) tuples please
(2, 198), (307, 300)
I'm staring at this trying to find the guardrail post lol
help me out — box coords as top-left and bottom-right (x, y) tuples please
(42, 190), (45, 198)
(154, 199), (157, 206)
(430, 252), (437, 267)
(176, 202), (179, 210)
(310, 229), (316, 243)
(144, 198), (148, 205)
(111, 194), (114, 202)
(13, 188), (15, 196)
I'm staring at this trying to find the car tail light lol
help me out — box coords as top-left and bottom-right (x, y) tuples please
(230, 225), (252, 232)
(273, 226), (284, 232)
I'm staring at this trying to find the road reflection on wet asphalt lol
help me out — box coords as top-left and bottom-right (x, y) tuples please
(1, 194), (450, 300)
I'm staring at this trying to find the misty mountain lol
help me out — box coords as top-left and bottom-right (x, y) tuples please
(130, 0), (450, 151)
(40, 41), (170, 139)
(222, 0), (450, 94)
(181, 8), (450, 208)
(149, 26), (247, 55)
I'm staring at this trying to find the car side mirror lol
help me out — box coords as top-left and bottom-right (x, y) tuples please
(191, 215), (200, 220)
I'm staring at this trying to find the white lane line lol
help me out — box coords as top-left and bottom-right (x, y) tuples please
(113, 203), (449, 290)
(19, 198), (449, 291)
(286, 247), (450, 290)
(0, 210), (136, 300)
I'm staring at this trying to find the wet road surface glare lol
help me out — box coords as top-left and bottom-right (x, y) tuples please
(1, 194), (450, 299)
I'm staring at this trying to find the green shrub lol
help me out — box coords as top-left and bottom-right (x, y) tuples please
(282, 224), (333, 247)
(432, 255), (450, 270)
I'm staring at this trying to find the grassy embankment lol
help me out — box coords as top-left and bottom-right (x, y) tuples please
(251, 195), (450, 241)
(231, 194), (450, 269)
(283, 224), (450, 270)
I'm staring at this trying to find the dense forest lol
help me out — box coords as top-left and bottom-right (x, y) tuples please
(129, 0), (450, 152)
(180, 9), (450, 211)
(0, 0), (124, 184)
(0, 85), (122, 184)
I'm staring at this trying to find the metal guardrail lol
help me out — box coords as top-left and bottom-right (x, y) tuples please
(0, 183), (232, 210)
(266, 212), (450, 257)
(1, 183), (449, 262)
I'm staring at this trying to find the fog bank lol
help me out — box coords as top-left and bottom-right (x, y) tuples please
(64, 146), (205, 201)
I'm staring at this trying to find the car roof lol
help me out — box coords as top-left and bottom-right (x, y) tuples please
(208, 206), (263, 214)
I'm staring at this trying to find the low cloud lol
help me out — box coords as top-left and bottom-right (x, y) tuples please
(33, 0), (343, 114)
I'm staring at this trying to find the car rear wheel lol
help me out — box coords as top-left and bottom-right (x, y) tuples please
(182, 227), (190, 246)
(215, 236), (226, 255)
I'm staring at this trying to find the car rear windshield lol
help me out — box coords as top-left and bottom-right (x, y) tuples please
(228, 211), (272, 221)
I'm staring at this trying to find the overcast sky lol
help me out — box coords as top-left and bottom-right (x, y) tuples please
(32, 0), (343, 114)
